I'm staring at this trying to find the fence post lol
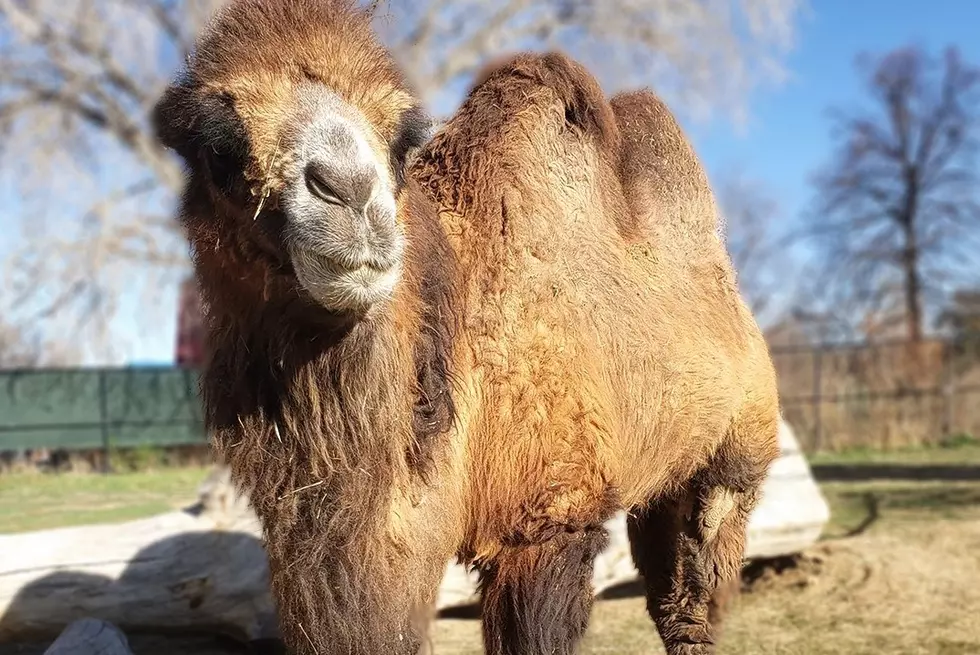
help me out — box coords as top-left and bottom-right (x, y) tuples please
(942, 341), (955, 439)
(99, 370), (111, 474)
(812, 348), (823, 452)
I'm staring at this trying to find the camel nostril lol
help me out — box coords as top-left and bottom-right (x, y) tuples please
(305, 162), (347, 207)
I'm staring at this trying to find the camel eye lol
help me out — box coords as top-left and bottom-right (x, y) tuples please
(204, 145), (241, 193)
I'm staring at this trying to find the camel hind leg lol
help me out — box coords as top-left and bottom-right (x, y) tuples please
(478, 527), (608, 655)
(627, 427), (778, 654)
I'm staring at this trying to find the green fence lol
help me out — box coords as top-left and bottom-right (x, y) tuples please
(0, 367), (205, 452)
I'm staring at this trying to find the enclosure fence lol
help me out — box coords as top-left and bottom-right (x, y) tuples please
(773, 336), (980, 451)
(1, 336), (979, 456)
(0, 367), (204, 457)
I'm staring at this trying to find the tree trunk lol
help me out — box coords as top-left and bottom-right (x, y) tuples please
(900, 175), (923, 343)
(903, 242), (924, 342)
(0, 467), (280, 644)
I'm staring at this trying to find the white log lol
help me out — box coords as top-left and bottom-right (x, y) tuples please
(42, 619), (133, 655)
(0, 420), (829, 641)
(437, 418), (832, 607)
(0, 467), (279, 643)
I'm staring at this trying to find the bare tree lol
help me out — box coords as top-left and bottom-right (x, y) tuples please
(716, 171), (789, 324)
(939, 288), (980, 340)
(0, 322), (39, 368)
(802, 45), (980, 343)
(1, 0), (804, 359)
(0, 319), (79, 368)
(378, 0), (804, 122)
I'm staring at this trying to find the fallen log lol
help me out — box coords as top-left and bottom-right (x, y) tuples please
(0, 467), (278, 643)
(0, 420), (828, 644)
(42, 619), (133, 655)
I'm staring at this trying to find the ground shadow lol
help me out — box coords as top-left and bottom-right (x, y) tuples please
(834, 484), (980, 518)
(0, 517), (283, 655)
(842, 492), (881, 537)
(812, 463), (980, 482)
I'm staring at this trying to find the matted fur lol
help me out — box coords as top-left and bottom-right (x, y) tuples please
(154, 2), (780, 653)
(153, 2), (457, 653)
(416, 52), (781, 654)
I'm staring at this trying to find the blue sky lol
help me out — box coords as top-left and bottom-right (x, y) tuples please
(689, 0), (980, 235)
(6, 0), (980, 366)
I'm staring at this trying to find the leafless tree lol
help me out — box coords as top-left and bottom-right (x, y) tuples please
(1, 0), (804, 358)
(801, 45), (980, 343)
(0, 319), (78, 368)
(0, 322), (39, 368)
(378, 0), (804, 122)
(0, 0), (225, 351)
(939, 288), (980, 340)
(716, 171), (789, 324)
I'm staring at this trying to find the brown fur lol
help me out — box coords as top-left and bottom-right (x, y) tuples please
(416, 53), (781, 654)
(154, 2), (457, 654)
(153, 2), (780, 653)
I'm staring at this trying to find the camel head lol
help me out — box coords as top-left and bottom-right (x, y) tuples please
(153, 0), (430, 317)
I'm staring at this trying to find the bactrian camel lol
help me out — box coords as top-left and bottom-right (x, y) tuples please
(152, 1), (780, 653)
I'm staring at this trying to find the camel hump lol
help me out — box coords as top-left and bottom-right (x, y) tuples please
(469, 51), (619, 151)
(610, 90), (718, 240)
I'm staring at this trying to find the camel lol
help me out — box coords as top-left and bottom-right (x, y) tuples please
(152, 1), (780, 653)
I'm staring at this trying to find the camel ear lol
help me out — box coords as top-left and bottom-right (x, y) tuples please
(152, 78), (252, 196)
(152, 76), (199, 162)
(389, 105), (431, 189)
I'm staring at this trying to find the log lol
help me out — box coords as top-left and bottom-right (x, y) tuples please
(42, 619), (133, 655)
(0, 467), (279, 643)
(438, 419), (832, 606)
(0, 420), (829, 642)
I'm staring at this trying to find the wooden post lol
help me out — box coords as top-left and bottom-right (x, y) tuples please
(942, 340), (955, 440)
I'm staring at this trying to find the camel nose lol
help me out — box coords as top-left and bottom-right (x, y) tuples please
(304, 160), (378, 214)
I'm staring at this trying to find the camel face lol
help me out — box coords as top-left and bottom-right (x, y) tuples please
(151, 0), (427, 317)
(279, 84), (405, 313)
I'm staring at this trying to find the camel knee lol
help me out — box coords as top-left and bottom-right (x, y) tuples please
(698, 486), (738, 543)
(696, 487), (753, 589)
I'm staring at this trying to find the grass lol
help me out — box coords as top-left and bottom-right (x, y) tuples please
(1, 445), (979, 654)
(808, 435), (980, 466)
(0, 467), (209, 533)
(3, 439), (975, 534)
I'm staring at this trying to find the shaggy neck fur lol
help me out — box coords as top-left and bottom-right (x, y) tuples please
(188, 179), (457, 653)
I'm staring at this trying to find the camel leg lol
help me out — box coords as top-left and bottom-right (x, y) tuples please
(627, 437), (772, 655)
(479, 527), (608, 655)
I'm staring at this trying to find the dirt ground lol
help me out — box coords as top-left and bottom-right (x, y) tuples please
(431, 493), (980, 655)
(3, 469), (979, 654)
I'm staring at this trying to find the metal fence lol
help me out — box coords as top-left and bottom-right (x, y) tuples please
(1, 336), (979, 456)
